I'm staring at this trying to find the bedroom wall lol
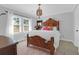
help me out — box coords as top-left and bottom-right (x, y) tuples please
(0, 15), (7, 35)
(51, 12), (74, 42)
(30, 18), (36, 30)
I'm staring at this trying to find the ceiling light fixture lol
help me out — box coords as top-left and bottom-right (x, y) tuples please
(36, 4), (43, 19)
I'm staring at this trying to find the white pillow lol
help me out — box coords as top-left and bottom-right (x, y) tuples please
(53, 27), (57, 30)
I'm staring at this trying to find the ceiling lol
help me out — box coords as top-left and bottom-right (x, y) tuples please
(0, 4), (76, 18)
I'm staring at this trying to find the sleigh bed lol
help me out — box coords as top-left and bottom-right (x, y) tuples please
(27, 18), (60, 55)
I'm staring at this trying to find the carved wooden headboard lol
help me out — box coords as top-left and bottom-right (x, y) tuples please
(43, 18), (59, 30)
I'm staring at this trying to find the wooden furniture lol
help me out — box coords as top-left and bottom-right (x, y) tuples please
(43, 18), (59, 30)
(0, 43), (17, 55)
(35, 20), (43, 30)
(0, 36), (18, 55)
(35, 18), (59, 30)
(27, 34), (55, 55)
(27, 18), (59, 55)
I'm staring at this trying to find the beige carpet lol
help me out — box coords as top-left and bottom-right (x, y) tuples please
(56, 40), (79, 55)
(17, 40), (79, 55)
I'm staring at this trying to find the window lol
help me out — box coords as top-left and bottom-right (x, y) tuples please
(12, 15), (29, 33)
(13, 17), (20, 33)
(23, 18), (29, 32)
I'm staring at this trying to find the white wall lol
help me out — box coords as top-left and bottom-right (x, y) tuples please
(0, 15), (7, 35)
(50, 12), (74, 42)
(30, 18), (36, 30)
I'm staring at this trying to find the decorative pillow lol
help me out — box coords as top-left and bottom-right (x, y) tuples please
(41, 26), (52, 30)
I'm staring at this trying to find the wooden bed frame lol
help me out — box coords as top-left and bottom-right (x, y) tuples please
(43, 18), (59, 30)
(27, 18), (59, 55)
(27, 34), (55, 54)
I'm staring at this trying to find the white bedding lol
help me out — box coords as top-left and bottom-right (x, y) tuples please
(29, 30), (60, 49)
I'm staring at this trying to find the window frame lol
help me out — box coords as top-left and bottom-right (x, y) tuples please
(12, 15), (29, 34)
(22, 17), (29, 32)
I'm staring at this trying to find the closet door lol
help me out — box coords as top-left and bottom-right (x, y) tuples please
(74, 25), (79, 47)
(74, 5), (79, 50)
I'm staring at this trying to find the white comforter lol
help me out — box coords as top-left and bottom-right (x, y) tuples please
(29, 30), (60, 49)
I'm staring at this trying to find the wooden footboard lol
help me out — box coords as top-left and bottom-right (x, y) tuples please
(27, 34), (55, 55)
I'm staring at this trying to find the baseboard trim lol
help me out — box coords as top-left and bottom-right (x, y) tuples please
(61, 38), (78, 47)
(60, 38), (73, 43)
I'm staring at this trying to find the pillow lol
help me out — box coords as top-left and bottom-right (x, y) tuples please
(41, 26), (52, 31)
(52, 27), (57, 30)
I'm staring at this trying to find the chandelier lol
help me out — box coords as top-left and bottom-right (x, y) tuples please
(36, 4), (43, 19)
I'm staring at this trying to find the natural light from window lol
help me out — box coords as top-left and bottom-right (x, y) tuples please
(12, 15), (29, 34)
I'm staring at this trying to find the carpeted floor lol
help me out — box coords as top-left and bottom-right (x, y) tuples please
(56, 40), (79, 55)
(17, 40), (79, 55)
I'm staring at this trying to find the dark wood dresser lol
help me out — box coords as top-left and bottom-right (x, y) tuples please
(0, 36), (18, 55)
